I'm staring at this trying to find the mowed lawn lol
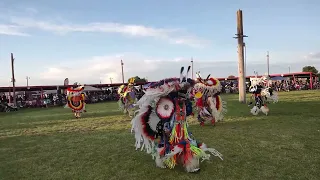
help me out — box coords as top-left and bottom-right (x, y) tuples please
(0, 91), (320, 180)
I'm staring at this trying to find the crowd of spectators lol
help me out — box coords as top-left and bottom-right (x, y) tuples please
(0, 89), (120, 110)
(271, 80), (320, 91)
(220, 79), (319, 94)
(0, 80), (319, 112)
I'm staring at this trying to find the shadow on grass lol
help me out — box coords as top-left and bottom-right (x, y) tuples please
(0, 102), (125, 128)
(0, 106), (130, 138)
(1, 98), (319, 140)
(0, 113), (132, 138)
(225, 99), (320, 117)
(1, 91), (320, 179)
(0, 114), (319, 180)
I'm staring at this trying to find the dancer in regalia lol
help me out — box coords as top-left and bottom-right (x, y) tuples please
(248, 76), (278, 115)
(131, 66), (223, 173)
(117, 77), (138, 117)
(193, 72), (227, 126)
(65, 84), (86, 118)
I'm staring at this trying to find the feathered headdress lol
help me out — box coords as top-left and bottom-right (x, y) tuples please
(194, 71), (221, 98)
(128, 77), (135, 85)
(67, 84), (84, 96)
(148, 66), (195, 90)
(137, 66), (195, 107)
(250, 76), (269, 86)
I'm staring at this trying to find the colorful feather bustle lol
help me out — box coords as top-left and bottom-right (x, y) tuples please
(131, 66), (223, 173)
(249, 76), (279, 116)
(194, 72), (227, 126)
(65, 85), (86, 118)
(117, 81), (138, 117)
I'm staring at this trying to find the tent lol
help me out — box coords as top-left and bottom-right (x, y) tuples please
(83, 86), (102, 92)
(44, 90), (58, 94)
(271, 76), (287, 81)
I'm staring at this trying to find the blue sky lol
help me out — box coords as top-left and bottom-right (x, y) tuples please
(0, 0), (319, 86)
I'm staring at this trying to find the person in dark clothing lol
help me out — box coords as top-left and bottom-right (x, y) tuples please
(248, 83), (264, 108)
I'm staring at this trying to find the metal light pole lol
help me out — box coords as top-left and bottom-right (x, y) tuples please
(26, 76), (30, 88)
(288, 66), (291, 74)
(121, 59), (124, 84)
(267, 51), (270, 76)
(266, 51), (270, 87)
(191, 57), (194, 79)
(109, 77), (113, 84)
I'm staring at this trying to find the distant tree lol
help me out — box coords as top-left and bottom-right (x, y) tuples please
(128, 76), (147, 83)
(140, 76), (148, 83)
(302, 66), (318, 74)
(228, 75), (236, 79)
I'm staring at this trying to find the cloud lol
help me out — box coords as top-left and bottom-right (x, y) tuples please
(0, 10), (208, 47)
(0, 52), (319, 86)
(304, 52), (320, 59)
(24, 53), (317, 86)
(33, 53), (230, 85)
(0, 24), (29, 36)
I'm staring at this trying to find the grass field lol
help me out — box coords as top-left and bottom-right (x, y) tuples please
(1, 91), (320, 180)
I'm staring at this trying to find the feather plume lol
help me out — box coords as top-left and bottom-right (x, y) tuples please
(180, 67), (184, 83)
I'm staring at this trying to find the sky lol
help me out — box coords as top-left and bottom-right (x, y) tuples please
(0, 0), (319, 86)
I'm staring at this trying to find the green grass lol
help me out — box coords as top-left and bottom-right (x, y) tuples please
(1, 91), (320, 180)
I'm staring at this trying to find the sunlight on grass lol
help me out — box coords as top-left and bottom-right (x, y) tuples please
(0, 90), (320, 180)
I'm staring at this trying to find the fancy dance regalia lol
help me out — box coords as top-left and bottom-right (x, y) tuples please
(65, 85), (86, 118)
(117, 78), (138, 117)
(193, 72), (227, 126)
(131, 66), (223, 173)
(249, 76), (278, 115)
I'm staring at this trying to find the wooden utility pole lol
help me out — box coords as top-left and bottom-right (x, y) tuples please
(121, 59), (124, 84)
(243, 43), (246, 76)
(191, 57), (194, 79)
(11, 53), (16, 106)
(233, 9), (247, 103)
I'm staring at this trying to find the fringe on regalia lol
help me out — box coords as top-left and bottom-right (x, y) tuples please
(131, 66), (223, 173)
(193, 72), (227, 126)
(249, 76), (279, 116)
(117, 84), (138, 117)
(65, 85), (86, 118)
